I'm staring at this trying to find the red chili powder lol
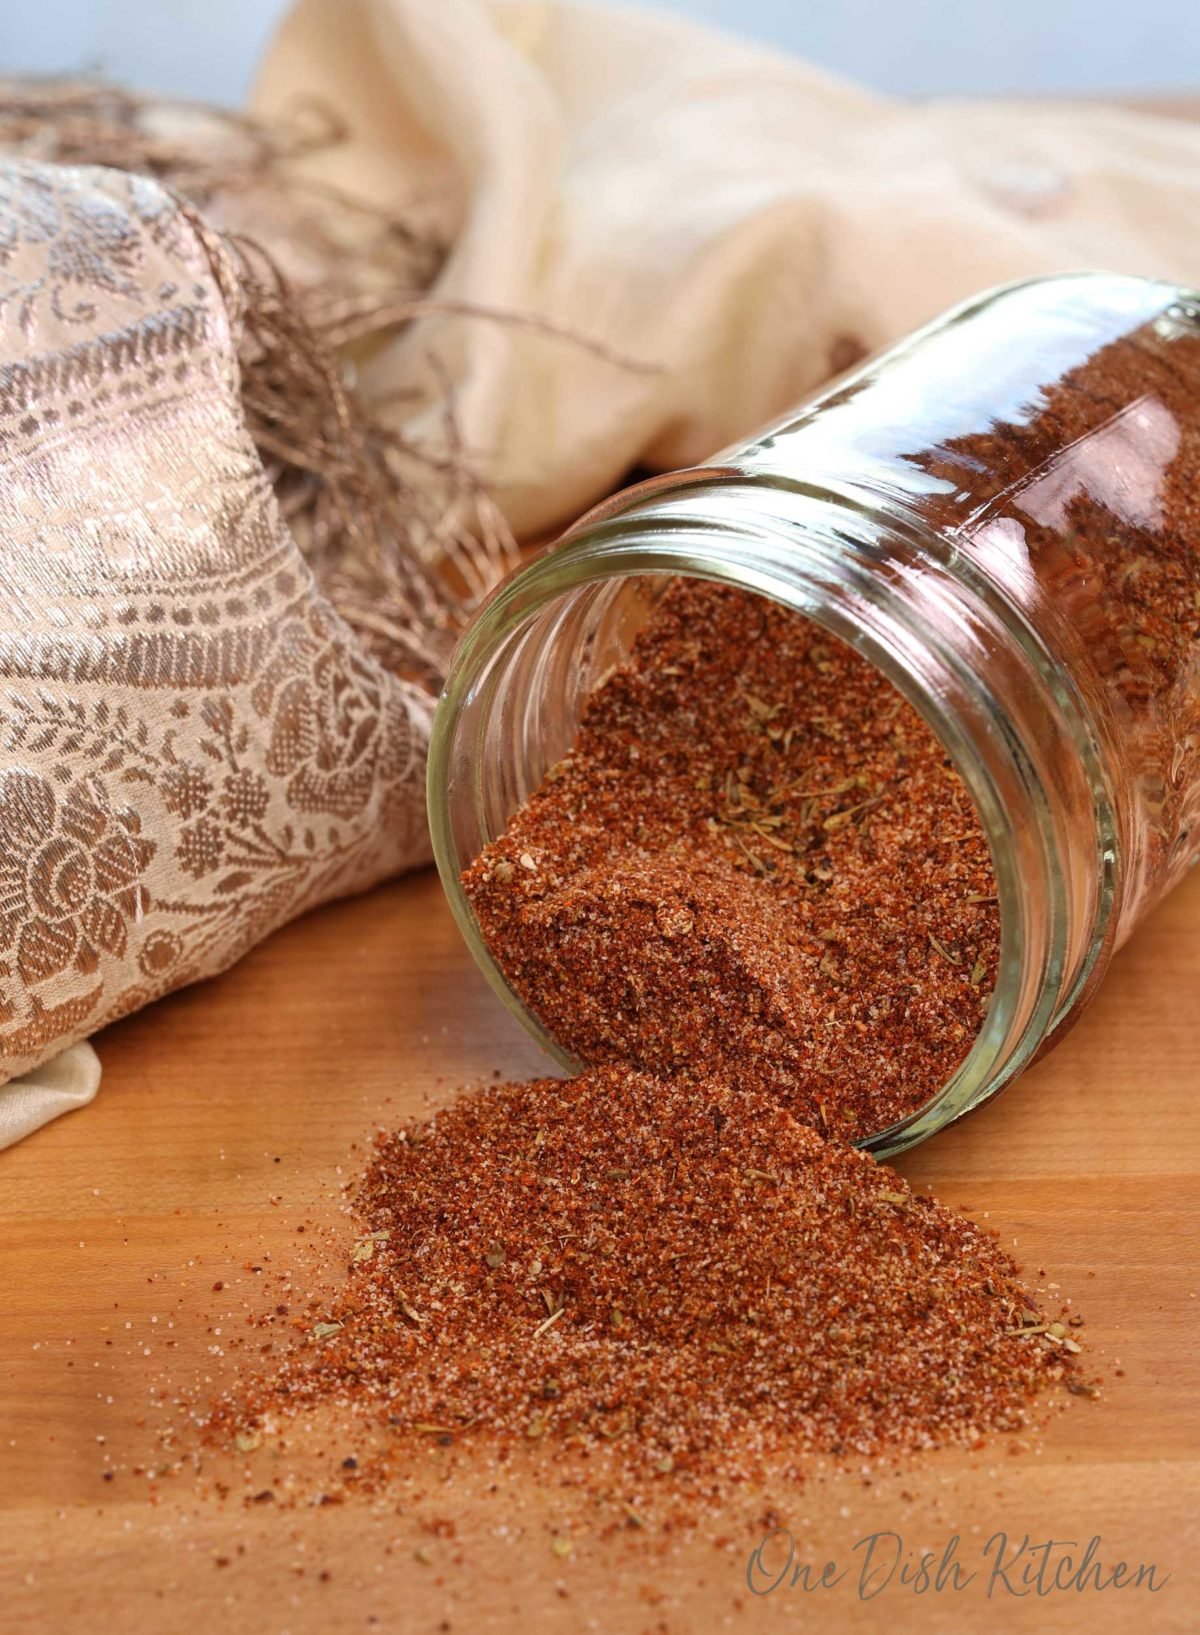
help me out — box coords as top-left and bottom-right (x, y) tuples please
(463, 577), (1000, 1138)
(212, 1068), (1079, 1490)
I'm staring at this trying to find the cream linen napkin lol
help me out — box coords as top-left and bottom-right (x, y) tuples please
(0, 1045), (101, 1146)
(255, 0), (1200, 538)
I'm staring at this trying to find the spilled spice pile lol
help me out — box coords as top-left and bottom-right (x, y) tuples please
(212, 1067), (1082, 1490)
(465, 578), (1000, 1138)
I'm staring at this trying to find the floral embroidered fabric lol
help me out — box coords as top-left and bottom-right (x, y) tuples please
(0, 160), (433, 1106)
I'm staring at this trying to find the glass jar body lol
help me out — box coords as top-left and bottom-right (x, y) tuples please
(429, 272), (1200, 1154)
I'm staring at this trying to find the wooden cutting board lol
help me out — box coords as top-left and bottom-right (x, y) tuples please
(0, 852), (1197, 1634)
(4, 85), (1200, 1627)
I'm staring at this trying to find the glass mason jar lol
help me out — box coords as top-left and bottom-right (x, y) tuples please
(428, 271), (1200, 1157)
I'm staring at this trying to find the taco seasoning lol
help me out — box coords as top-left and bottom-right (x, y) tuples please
(202, 280), (1166, 1500)
(432, 272), (1200, 1152)
(464, 577), (998, 1139)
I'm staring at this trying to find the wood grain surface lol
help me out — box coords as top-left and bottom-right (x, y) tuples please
(0, 855), (1197, 1635)
(5, 88), (1200, 1622)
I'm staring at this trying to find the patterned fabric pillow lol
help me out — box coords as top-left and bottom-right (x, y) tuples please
(0, 160), (432, 1093)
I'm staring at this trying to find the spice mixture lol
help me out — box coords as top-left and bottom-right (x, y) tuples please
(212, 1067), (1080, 1491)
(208, 304), (1200, 1505)
(464, 578), (1000, 1138)
(917, 318), (1200, 920)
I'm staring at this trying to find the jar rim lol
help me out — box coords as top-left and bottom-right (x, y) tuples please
(428, 478), (1120, 1155)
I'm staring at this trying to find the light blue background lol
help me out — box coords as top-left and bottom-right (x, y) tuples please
(0, 0), (1194, 106)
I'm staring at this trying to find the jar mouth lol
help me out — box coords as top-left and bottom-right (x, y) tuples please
(428, 478), (1120, 1157)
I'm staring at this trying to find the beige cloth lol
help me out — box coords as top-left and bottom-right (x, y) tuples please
(0, 1044), (101, 1145)
(256, 0), (1200, 538)
(0, 161), (433, 1148)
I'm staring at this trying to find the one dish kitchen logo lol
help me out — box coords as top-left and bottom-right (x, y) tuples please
(746, 1528), (1170, 1601)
